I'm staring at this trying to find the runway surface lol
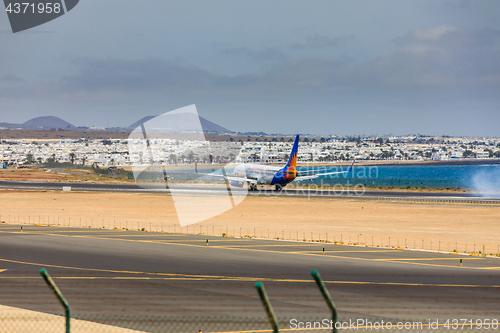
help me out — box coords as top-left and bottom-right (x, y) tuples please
(1, 180), (499, 203)
(0, 225), (499, 332)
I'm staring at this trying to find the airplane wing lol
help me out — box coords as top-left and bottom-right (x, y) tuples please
(208, 173), (258, 184)
(165, 164), (258, 185)
(197, 172), (258, 185)
(293, 160), (355, 182)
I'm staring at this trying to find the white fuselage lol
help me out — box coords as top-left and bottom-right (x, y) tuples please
(233, 163), (282, 185)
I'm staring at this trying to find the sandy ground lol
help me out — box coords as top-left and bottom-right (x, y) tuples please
(0, 190), (499, 255)
(0, 305), (144, 333)
(0, 169), (132, 183)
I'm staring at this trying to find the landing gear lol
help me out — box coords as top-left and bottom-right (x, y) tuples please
(275, 184), (283, 191)
(249, 184), (258, 191)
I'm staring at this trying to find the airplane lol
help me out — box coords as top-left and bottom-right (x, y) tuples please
(203, 135), (355, 191)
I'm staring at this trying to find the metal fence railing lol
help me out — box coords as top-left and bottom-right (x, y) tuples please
(2, 214), (500, 257)
(308, 177), (464, 189)
(4, 314), (472, 333)
(6, 314), (482, 332)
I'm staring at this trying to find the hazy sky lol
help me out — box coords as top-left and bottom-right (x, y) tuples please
(1, 0), (499, 136)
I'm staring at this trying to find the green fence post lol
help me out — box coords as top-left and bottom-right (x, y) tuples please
(255, 282), (279, 333)
(311, 270), (338, 333)
(40, 269), (71, 333)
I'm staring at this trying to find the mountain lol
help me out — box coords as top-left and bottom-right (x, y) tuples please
(0, 122), (22, 129)
(23, 116), (76, 129)
(128, 116), (156, 129)
(0, 116), (76, 130)
(199, 116), (232, 133)
(0, 114), (231, 133)
(128, 114), (231, 134)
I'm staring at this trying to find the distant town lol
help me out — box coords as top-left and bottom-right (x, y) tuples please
(1, 133), (499, 168)
(0, 115), (499, 168)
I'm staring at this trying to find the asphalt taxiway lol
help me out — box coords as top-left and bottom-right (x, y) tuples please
(1, 180), (498, 203)
(0, 225), (498, 332)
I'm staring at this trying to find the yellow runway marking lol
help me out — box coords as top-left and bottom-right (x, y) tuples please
(15, 229), (190, 236)
(0, 269), (6, 273)
(102, 238), (255, 242)
(374, 257), (484, 261)
(1, 230), (499, 271)
(206, 242), (321, 245)
(0, 274), (499, 288)
(275, 250), (399, 253)
(15, 230), (257, 241)
(0, 257), (235, 279)
(91, 237), (207, 242)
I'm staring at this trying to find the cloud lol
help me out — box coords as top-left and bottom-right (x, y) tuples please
(441, 0), (470, 11)
(2, 25), (500, 101)
(27, 54), (351, 99)
(410, 25), (459, 42)
(2, 24), (500, 104)
(2, 74), (26, 84)
(220, 47), (287, 63)
(394, 25), (500, 49)
(0, 25), (499, 134)
(290, 34), (354, 50)
(362, 26), (500, 87)
(60, 57), (213, 94)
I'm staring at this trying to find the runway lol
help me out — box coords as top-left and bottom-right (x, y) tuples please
(1, 180), (499, 203)
(0, 225), (498, 332)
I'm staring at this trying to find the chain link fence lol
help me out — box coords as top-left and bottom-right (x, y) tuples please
(1, 313), (494, 332)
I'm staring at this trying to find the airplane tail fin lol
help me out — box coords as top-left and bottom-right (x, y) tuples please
(284, 135), (299, 170)
(348, 160), (355, 173)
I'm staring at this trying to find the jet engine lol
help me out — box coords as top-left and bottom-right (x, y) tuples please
(230, 180), (244, 188)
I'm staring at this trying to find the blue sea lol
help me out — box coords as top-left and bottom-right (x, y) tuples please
(180, 163), (500, 190)
(299, 164), (500, 190)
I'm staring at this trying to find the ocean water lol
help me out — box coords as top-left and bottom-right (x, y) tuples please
(171, 163), (500, 191)
(299, 164), (500, 190)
